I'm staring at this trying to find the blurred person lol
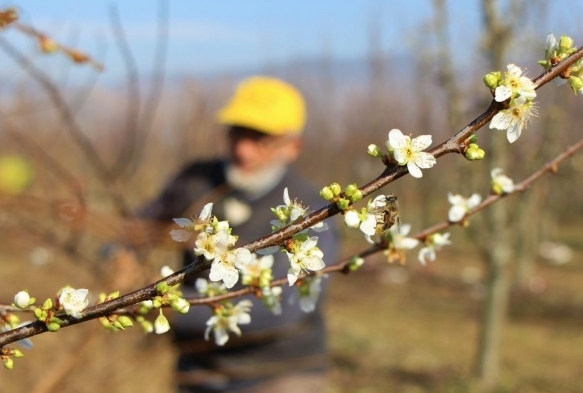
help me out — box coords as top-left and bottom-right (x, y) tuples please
(138, 76), (338, 393)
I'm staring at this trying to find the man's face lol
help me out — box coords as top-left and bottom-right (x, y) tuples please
(227, 126), (301, 173)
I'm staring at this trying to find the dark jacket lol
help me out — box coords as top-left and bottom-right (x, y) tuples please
(139, 159), (338, 390)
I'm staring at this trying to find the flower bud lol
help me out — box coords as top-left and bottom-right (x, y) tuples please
(344, 183), (358, 197)
(117, 315), (134, 328)
(39, 36), (58, 54)
(367, 144), (383, 158)
(3, 358), (14, 370)
(42, 298), (53, 310)
(13, 291), (31, 309)
(468, 134), (478, 143)
(319, 186), (334, 201)
(483, 71), (501, 90)
(47, 322), (61, 332)
(171, 297), (190, 314)
(160, 266), (174, 277)
(156, 281), (169, 295)
(350, 189), (363, 202)
(335, 198), (350, 211)
(329, 182), (341, 196)
(154, 311), (170, 334)
(559, 35), (574, 51)
(11, 349), (23, 358)
(348, 256), (365, 271)
(344, 210), (361, 228)
(568, 76), (583, 94)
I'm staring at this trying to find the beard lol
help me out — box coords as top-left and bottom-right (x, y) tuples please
(224, 160), (288, 200)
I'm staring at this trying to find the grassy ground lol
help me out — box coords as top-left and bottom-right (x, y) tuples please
(2, 242), (583, 393)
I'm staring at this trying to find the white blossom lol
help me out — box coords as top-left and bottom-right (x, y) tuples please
(204, 300), (252, 346)
(418, 232), (452, 265)
(285, 237), (325, 286)
(160, 265), (174, 277)
(59, 287), (89, 319)
(154, 310), (170, 334)
(13, 290), (31, 309)
(491, 168), (515, 194)
(170, 203), (214, 242)
(448, 193), (482, 222)
(490, 96), (537, 143)
(494, 64), (536, 102)
(344, 210), (361, 228)
(389, 224), (419, 251)
(298, 277), (323, 313)
(386, 129), (436, 178)
(209, 246), (252, 289)
(261, 286), (283, 315)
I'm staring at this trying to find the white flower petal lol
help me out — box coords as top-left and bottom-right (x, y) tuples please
(495, 86), (512, 102)
(344, 210), (361, 228)
(407, 162), (423, 178)
(413, 152), (436, 169)
(199, 203), (213, 220)
(411, 134), (433, 151)
(388, 128), (405, 149)
(448, 206), (466, 222)
(172, 218), (193, 228)
(490, 111), (512, 130)
(283, 187), (291, 206)
(506, 122), (522, 143)
(170, 229), (191, 242)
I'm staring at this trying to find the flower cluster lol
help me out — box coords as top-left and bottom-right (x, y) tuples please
(270, 188), (328, 286)
(192, 277), (254, 346)
(172, 203), (252, 289)
(539, 34), (582, 94)
(344, 194), (396, 244)
(448, 193), (482, 223)
(241, 254), (283, 315)
(485, 64), (538, 143)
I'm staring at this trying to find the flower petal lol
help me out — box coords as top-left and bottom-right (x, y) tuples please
(411, 135), (432, 151)
(407, 162), (423, 178)
(448, 206), (466, 222)
(414, 152), (436, 169)
(388, 129), (405, 149)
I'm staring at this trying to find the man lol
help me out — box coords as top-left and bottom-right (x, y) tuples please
(139, 76), (338, 393)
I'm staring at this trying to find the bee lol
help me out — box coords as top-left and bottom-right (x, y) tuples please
(371, 194), (401, 234)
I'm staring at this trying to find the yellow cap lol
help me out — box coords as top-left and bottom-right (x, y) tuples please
(216, 76), (306, 135)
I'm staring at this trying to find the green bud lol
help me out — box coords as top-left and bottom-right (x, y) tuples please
(538, 59), (551, 70)
(33, 308), (44, 319)
(11, 349), (23, 358)
(4, 358), (14, 370)
(568, 76), (583, 94)
(112, 320), (124, 330)
(350, 189), (363, 203)
(348, 256), (365, 272)
(492, 183), (503, 196)
(140, 320), (154, 334)
(483, 71), (501, 89)
(465, 147), (482, 161)
(171, 297), (190, 314)
(156, 281), (169, 295)
(152, 297), (163, 309)
(468, 134), (478, 143)
(258, 276), (271, 288)
(367, 144), (383, 158)
(335, 198), (350, 211)
(559, 35), (574, 51)
(47, 322), (61, 332)
(469, 143), (479, 150)
(475, 148), (486, 160)
(241, 275), (253, 286)
(329, 182), (341, 196)
(108, 291), (120, 300)
(42, 298), (53, 310)
(319, 186), (334, 201)
(344, 183), (358, 197)
(118, 317), (133, 328)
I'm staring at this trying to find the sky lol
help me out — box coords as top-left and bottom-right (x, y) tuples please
(2, 1), (583, 83)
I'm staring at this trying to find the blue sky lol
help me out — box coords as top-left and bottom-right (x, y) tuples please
(4, 1), (582, 82)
